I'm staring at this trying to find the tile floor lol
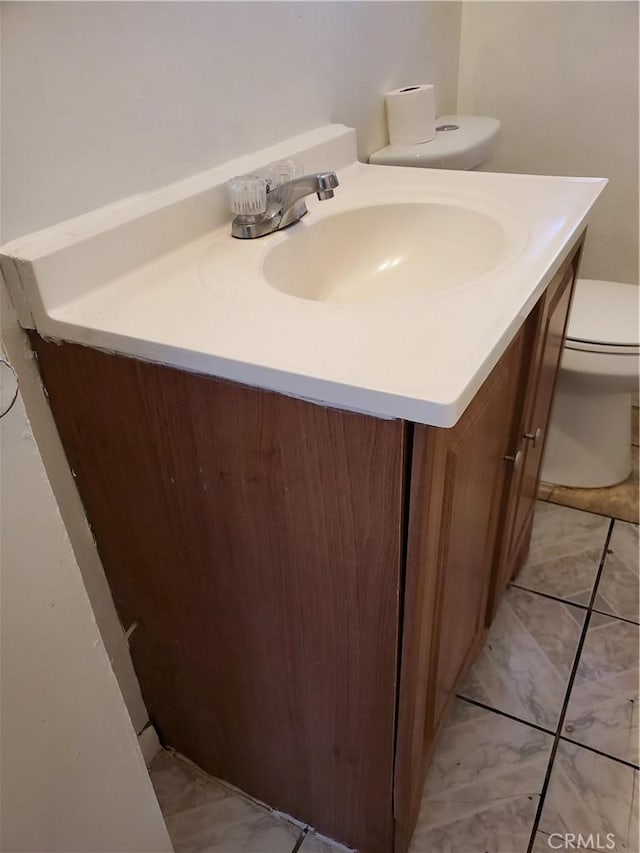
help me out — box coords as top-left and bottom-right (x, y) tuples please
(150, 502), (639, 853)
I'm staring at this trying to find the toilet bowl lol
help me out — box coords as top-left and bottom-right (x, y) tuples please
(541, 279), (640, 489)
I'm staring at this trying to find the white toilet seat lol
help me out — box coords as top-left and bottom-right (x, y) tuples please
(566, 278), (639, 349)
(565, 339), (639, 356)
(561, 278), (639, 386)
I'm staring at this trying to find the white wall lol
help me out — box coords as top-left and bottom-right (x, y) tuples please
(0, 278), (150, 736)
(0, 0), (461, 724)
(0, 313), (172, 852)
(457, 1), (639, 285)
(1, 1), (462, 242)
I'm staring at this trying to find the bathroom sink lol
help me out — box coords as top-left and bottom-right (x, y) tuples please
(262, 202), (514, 304)
(1, 122), (606, 426)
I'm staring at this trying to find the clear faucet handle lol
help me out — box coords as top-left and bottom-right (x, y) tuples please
(266, 159), (303, 188)
(227, 175), (267, 215)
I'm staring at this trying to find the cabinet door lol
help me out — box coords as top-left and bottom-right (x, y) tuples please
(394, 324), (528, 853)
(490, 246), (581, 616)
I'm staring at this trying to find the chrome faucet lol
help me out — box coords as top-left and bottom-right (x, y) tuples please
(229, 170), (339, 239)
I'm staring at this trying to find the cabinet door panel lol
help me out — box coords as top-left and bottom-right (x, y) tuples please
(514, 265), (574, 546)
(394, 324), (527, 853)
(492, 246), (581, 613)
(429, 328), (527, 735)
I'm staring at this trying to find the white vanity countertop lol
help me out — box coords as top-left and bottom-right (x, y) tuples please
(0, 125), (606, 426)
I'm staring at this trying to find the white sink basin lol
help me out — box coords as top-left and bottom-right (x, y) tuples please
(262, 202), (514, 304)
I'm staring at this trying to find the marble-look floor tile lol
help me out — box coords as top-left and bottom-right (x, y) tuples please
(409, 699), (553, 853)
(609, 520), (640, 573)
(513, 547), (601, 606)
(594, 521), (639, 623)
(298, 829), (352, 852)
(538, 740), (639, 852)
(150, 751), (302, 852)
(529, 832), (557, 852)
(151, 750), (227, 817)
(459, 586), (584, 730)
(525, 502), (610, 568)
(165, 800), (302, 853)
(446, 694), (489, 726)
(563, 613), (639, 766)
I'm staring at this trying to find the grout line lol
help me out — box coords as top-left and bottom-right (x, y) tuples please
(509, 581), (590, 611)
(590, 607), (640, 628)
(559, 735), (640, 772)
(291, 827), (309, 853)
(455, 694), (556, 737)
(511, 524), (638, 625)
(525, 517), (615, 853)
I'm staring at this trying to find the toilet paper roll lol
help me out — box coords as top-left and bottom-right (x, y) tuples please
(385, 84), (436, 146)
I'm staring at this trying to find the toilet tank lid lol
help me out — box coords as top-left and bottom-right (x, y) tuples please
(568, 279), (640, 347)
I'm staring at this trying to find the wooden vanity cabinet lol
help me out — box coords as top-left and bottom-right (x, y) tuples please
(28, 238), (582, 853)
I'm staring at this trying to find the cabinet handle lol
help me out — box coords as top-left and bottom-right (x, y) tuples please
(504, 449), (523, 471)
(524, 428), (543, 448)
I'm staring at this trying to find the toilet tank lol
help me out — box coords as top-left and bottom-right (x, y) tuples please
(369, 116), (500, 170)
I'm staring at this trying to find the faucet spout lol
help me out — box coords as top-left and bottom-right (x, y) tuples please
(230, 170), (339, 239)
(273, 171), (339, 229)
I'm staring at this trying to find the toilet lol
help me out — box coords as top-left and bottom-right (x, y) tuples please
(541, 279), (639, 488)
(370, 115), (640, 489)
